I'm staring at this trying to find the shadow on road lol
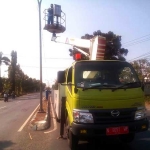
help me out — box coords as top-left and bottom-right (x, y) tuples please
(0, 140), (16, 150)
(71, 131), (150, 150)
(76, 137), (133, 150)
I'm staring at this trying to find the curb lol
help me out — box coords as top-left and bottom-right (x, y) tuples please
(30, 112), (49, 131)
(29, 98), (50, 131)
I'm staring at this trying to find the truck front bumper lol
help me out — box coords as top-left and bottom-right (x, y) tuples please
(71, 119), (149, 137)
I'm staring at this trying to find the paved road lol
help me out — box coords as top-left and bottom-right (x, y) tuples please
(16, 100), (150, 150)
(0, 93), (150, 150)
(0, 93), (40, 150)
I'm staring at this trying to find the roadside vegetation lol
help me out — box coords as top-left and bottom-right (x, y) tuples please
(0, 50), (46, 98)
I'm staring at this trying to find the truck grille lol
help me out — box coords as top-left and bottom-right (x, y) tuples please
(89, 108), (136, 124)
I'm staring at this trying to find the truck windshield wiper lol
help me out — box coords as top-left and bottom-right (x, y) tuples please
(82, 83), (117, 91)
(112, 82), (141, 91)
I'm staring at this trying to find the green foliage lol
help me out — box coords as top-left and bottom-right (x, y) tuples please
(52, 80), (58, 90)
(0, 52), (10, 65)
(0, 52), (10, 77)
(130, 59), (150, 81)
(10, 50), (17, 91)
(0, 50), (46, 95)
(11, 50), (17, 65)
(2, 78), (11, 92)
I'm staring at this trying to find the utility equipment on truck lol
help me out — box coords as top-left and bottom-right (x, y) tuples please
(56, 36), (149, 150)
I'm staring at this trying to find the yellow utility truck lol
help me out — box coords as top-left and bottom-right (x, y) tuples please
(43, 8), (149, 149)
(56, 36), (149, 150)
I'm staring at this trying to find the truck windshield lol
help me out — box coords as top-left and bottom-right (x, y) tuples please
(75, 61), (141, 89)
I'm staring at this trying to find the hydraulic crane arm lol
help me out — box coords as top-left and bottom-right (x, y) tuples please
(52, 36), (90, 49)
(52, 33), (106, 60)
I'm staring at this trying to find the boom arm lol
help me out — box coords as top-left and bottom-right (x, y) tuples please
(52, 34), (106, 60)
(52, 36), (90, 49)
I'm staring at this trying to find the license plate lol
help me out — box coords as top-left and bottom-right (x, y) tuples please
(106, 126), (129, 135)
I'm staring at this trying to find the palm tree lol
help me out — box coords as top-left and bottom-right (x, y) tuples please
(0, 52), (10, 77)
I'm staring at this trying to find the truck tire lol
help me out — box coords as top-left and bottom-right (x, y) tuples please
(119, 133), (135, 143)
(68, 129), (78, 150)
(65, 117), (78, 150)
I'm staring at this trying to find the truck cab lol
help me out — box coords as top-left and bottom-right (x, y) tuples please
(57, 60), (149, 150)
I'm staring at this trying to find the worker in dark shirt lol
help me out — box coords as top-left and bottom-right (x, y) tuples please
(47, 4), (53, 24)
(45, 89), (51, 100)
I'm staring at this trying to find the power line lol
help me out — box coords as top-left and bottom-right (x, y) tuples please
(2, 54), (72, 60)
(1, 64), (68, 69)
(123, 37), (150, 47)
(122, 34), (150, 45)
(128, 52), (150, 62)
(128, 53), (150, 60)
(19, 66), (67, 69)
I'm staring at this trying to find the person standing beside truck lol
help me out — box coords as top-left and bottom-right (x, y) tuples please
(45, 88), (51, 100)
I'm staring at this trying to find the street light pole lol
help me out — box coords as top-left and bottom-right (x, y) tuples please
(37, 0), (44, 112)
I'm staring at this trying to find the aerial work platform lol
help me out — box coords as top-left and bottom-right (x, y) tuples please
(43, 4), (66, 34)
(44, 23), (65, 33)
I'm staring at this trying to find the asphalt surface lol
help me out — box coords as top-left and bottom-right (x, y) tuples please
(0, 93), (40, 150)
(0, 93), (150, 150)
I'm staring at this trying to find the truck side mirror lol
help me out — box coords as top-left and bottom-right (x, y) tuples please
(57, 71), (65, 83)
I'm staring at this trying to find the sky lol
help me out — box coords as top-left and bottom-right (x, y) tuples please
(0, 0), (150, 86)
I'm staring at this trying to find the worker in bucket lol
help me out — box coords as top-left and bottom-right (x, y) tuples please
(47, 4), (54, 25)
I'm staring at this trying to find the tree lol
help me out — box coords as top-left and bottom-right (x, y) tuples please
(5, 50), (45, 95)
(52, 79), (58, 90)
(81, 30), (128, 61)
(10, 50), (17, 92)
(2, 78), (11, 93)
(130, 59), (150, 81)
(0, 52), (10, 77)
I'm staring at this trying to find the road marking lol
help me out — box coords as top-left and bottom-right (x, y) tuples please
(0, 106), (6, 110)
(18, 104), (40, 132)
(44, 98), (57, 134)
(29, 132), (32, 140)
(16, 101), (21, 103)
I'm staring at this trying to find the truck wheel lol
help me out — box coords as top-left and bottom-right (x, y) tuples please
(65, 117), (78, 150)
(119, 133), (135, 143)
(68, 129), (78, 150)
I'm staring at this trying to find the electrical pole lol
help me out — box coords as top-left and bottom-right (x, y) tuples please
(37, 0), (44, 112)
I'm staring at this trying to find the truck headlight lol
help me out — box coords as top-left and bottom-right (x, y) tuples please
(134, 109), (146, 120)
(73, 110), (94, 123)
